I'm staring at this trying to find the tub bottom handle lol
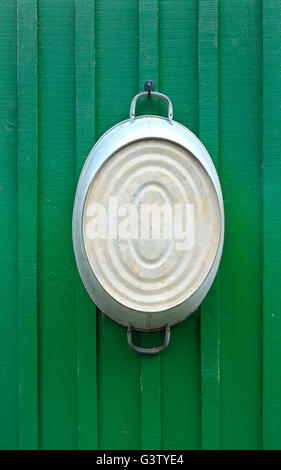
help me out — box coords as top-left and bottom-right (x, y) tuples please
(127, 325), (170, 355)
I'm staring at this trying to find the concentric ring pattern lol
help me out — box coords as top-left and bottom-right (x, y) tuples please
(83, 139), (221, 312)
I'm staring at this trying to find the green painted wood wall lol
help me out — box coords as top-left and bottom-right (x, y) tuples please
(0, 0), (280, 450)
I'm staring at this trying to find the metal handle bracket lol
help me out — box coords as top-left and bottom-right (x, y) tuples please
(130, 91), (173, 123)
(127, 325), (171, 355)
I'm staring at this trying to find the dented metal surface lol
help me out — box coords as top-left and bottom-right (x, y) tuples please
(83, 139), (220, 314)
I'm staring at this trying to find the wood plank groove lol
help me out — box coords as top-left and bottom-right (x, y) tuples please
(219, 0), (262, 449)
(75, 0), (98, 450)
(38, 0), (78, 449)
(17, 0), (39, 450)
(0, 0), (18, 450)
(198, 0), (221, 450)
(262, 0), (281, 450)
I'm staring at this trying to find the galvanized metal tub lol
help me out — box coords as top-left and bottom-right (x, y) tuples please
(73, 91), (224, 353)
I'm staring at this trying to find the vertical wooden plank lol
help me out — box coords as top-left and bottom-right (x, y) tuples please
(17, 0), (38, 449)
(95, 0), (141, 450)
(75, 0), (98, 450)
(262, 0), (281, 450)
(38, 0), (78, 449)
(159, 0), (201, 450)
(219, 0), (262, 449)
(138, 0), (162, 451)
(198, 0), (221, 450)
(0, 0), (18, 450)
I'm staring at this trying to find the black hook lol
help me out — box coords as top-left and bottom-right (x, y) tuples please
(144, 80), (154, 99)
